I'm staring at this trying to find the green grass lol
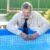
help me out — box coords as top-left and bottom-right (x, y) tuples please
(6, 13), (15, 21)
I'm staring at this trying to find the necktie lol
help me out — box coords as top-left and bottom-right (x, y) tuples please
(23, 19), (28, 34)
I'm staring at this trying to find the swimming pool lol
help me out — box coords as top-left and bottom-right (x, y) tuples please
(0, 29), (50, 50)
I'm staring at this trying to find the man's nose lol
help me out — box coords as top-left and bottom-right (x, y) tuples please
(26, 13), (29, 15)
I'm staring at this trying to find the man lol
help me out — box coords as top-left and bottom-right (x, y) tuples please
(7, 2), (49, 40)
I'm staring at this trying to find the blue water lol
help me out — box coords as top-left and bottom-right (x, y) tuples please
(0, 44), (50, 50)
(0, 29), (50, 50)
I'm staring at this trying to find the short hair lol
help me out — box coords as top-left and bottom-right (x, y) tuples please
(21, 2), (32, 9)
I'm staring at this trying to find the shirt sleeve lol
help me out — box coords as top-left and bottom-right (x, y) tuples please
(6, 13), (22, 35)
(36, 12), (49, 35)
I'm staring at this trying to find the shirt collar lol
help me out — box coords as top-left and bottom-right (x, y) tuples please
(21, 12), (32, 20)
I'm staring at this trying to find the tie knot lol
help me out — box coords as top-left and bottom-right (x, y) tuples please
(25, 19), (28, 21)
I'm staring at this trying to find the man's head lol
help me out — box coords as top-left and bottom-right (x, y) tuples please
(21, 2), (32, 18)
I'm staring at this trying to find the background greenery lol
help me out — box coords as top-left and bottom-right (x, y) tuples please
(10, 0), (50, 9)
(0, 0), (50, 13)
(0, 0), (50, 22)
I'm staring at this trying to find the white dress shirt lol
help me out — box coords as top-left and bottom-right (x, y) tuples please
(7, 11), (49, 35)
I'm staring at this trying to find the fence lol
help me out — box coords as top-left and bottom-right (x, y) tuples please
(0, 0), (50, 14)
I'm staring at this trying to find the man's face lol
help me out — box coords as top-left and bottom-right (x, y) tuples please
(22, 8), (32, 18)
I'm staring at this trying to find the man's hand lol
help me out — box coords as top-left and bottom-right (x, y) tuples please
(20, 32), (29, 40)
(30, 33), (39, 40)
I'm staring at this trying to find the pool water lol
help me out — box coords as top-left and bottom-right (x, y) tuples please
(0, 29), (50, 50)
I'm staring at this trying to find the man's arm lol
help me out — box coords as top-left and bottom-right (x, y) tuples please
(36, 13), (49, 35)
(7, 13), (22, 35)
(7, 13), (29, 40)
(30, 12), (49, 40)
